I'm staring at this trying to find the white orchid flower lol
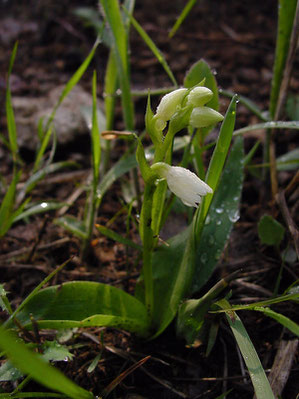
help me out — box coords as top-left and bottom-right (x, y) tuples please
(155, 88), (188, 130)
(186, 86), (213, 107)
(190, 106), (224, 128)
(151, 162), (213, 208)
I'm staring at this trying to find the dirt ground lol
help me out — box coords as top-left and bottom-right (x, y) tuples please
(0, 0), (298, 398)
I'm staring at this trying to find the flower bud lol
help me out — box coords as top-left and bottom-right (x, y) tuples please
(151, 162), (213, 208)
(190, 106), (224, 128)
(187, 86), (213, 107)
(155, 88), (188, 130)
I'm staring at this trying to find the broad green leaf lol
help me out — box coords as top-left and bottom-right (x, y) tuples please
(96, 224), (142, 250)
(55, 215), (87, 240)
(184, 59), (219, 111)
(258, 214), (285, 246)
(136, 129), (241, 338)
(6, 259), (69, 323)
(200, 95), (238, 219)
(15, 281), (151, 338)
(191, 136), (244, 293)
(218, 301), (275, 399)
(42, 341), (74, 362)
(0, 360), (23, 382)
(0, 327), (94, 399)
(270, 0), (297, 118)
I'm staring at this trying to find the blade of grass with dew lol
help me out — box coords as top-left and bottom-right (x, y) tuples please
(0, 170), (21, 237)
(12, 281), (151, 337)
(123, 8), (177, 86)
(233, 120), (299, 136)
(6, 42), (19, 163)
(34, 40), (100, 171)
(269, 0), (298, 118)
(96, 224), (142, 250)
(191, 136), (244, 293)
(0, 327), (94, 399)
(100, 0), (134, 130)
(13, 201), (68, 223)
(169, 0), (197, 38)
(217, 299), (275, 399)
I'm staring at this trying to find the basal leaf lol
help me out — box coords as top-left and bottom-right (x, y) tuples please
(15, 281), (151, 338)
(191, 136), (244, 293)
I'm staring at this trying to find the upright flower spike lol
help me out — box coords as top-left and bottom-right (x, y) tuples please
(151, 162), (213, 208)
(154, 88), (188, 130)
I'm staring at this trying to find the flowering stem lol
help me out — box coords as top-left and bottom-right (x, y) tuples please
(140, 182), (156, 320)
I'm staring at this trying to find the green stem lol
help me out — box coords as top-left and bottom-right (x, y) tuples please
(140, 183), (156, 319)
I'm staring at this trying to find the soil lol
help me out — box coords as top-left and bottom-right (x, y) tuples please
(0, 1), (298, 398)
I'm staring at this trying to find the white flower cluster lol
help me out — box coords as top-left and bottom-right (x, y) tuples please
(151, 162), (213, 208)
(154, 86), (223, 131)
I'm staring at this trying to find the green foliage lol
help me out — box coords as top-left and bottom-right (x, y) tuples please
(269, 0), (298, 118)
(258, 214), (285, 246)
(0, 327), (94, 399)
(220, 303), (275, 399)
(13, 281), (151, 337)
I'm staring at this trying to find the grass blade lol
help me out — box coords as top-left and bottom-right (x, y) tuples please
(269, 0), (298, 118)
(233, 120), (299, 136)
(0, 327), (94, 399)
(33, 40), (99, 171)
(124, 8), (177, 86)
(217, 300), (275, 399)
(253, 307), (299, 336)
(169, 0), (197, 38)
(100, 0), (134, 130)
(96, 224), (142, 250)
(6, 42), (19, 163)
(0, 170), (21, 237)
